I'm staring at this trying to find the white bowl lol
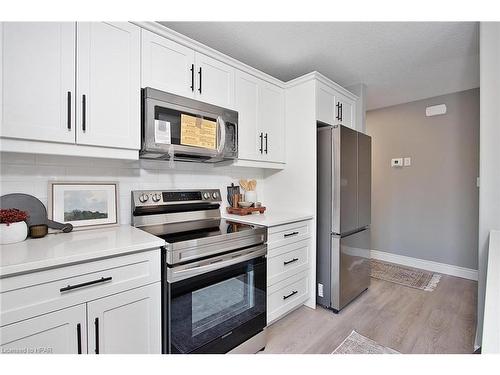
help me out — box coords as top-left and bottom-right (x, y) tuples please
(238, 201), (253, 208)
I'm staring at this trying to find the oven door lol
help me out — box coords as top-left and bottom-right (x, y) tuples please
(142, 88), (238, 162)
(164, 245), (266, 354)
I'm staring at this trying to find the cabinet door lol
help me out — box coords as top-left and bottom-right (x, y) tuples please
(234, 71), (261, 160)
(141, 29), (195, 98)
(337, 94), (355, 130)
(316, 82), (336, 125)
(195, 52), (234, 108)
(76, 22), (140, 150)
(0, 304), (86, 354)
(260, 82), (285, 163)
(0, 22), (76, 143)
(87, 283), (161, 354)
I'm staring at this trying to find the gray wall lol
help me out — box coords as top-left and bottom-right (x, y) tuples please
(366, 88), (479, 269)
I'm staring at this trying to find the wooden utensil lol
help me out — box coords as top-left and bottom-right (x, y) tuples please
(248, 179), (257, 191)
(239, 179), (249, 191)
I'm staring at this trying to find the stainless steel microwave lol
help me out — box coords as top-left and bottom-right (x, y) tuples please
(141, 88), (238, 162)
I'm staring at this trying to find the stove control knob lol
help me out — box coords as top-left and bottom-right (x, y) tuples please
(212, 192), (218, 199)
(139, 193), (149, 203)
(203, 192), (210, 200)
(152, 193), (161, 202)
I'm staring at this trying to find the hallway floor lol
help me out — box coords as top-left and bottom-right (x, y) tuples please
(263, 273), (477, 354)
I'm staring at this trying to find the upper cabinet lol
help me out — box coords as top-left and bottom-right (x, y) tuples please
(141, 29), (234, 109)
(141, 30), (195, 98)
(234, 70), (285, 166)
(77, 22), (141, 150)
(316, 81), (357, 130)
(0, 22), (76, 144)
(0, 22), (141, 156)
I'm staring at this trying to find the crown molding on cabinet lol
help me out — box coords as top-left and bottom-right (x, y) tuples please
(285, 71), (359, 100)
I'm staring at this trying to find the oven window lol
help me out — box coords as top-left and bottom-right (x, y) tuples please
(169, 256), (266, 354)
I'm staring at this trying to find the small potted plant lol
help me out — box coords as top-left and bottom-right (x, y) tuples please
(0, 208), (29, 245)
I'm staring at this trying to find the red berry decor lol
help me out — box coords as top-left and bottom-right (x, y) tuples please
(0, 208), (29, 226)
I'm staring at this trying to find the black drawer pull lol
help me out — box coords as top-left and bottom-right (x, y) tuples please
(283, 290), (298, 300)
(284, 231), (299, 238)
(67, 91), (71, 130)
(60, 276), (112, 293)
(284, 258), (299, 266)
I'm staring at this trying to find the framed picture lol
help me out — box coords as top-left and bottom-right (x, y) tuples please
(48, 182), (119, 230)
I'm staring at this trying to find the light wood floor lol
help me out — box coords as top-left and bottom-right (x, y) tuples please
(263, 274), (477, 354)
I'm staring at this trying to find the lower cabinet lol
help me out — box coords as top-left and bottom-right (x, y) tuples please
(87, 283), (161, 354)
(0, 283), (161, 354)
(266, 219), (313, 324)
(0, 304), (87, 354)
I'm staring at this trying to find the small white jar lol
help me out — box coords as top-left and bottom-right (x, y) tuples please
(0, 221), (28, 245)
(245, 191), (257, 203)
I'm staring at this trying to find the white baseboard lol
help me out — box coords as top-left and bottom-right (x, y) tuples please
(370, 249), (478, 281)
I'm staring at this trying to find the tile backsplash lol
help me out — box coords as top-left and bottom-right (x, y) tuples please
(0, 153), (265, 225)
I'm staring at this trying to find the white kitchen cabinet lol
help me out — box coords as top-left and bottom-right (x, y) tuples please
(234, 71), (260, 160)
(141, 29), (195, 98)
(234, 70), (285, 165)
(316, 81), (357, 130)
(194, 52), (234, 108)
(76, 22), (141, 150)
(336, 93), (355, 129)
(0, 249), (161, 354)
(141, 29), (234, 108)
(0, 304), (87, 354)
(87, 283), (161, 354)
(0, 22), (76, 144)
(259, 82), (285, 163)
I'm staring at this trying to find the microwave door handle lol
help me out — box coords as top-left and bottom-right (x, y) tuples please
(217, 116), (226, 154)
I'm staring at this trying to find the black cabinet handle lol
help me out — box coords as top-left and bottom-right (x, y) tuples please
(198, 67), (202, 94)
(283, 290), (298, 300)
(264, 133), (268, 154)
(335, 102), (340, 120)
(259, 132), (263, 154)
(284, 258), (299, 266)
(284, 231), (299, 238)
(67, 91), (71, 130)
(76, 323), (82, 354)
(340, 103), (343, 121)
(82, 94), (86, 132)
(94, 318), (99, 354)
(60, 276), (112, 293)
(190, 64), (194, 92)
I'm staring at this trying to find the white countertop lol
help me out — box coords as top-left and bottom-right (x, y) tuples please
(0, 225), (164, 278)
(223, 210), (313, 227)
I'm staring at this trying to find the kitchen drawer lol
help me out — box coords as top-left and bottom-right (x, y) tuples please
(0, 249), (160, 327)
(267, 239), (309, 286)
(268, 220), (311, 249)
(267, 270), (309, 324)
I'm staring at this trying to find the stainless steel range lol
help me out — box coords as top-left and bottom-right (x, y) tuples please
(131, 189), (267, 354)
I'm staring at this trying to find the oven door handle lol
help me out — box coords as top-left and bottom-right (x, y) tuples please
(168, 246), (266, 283)
(217, 116), (227, 154)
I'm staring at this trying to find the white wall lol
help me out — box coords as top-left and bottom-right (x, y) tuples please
(477, 22), (500, 349)
(0, 153), (265, 225)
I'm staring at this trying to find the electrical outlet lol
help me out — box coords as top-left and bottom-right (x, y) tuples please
(318, 283), (324, 297)
(404, 157), (411, 167)
(391, 158), (403, 167)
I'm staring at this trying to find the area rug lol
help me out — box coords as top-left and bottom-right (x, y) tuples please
(370, 259), (441, 292)
(332, 331), (400, 354)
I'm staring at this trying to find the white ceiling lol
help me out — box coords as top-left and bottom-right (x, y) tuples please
(159, 22), (479, 110)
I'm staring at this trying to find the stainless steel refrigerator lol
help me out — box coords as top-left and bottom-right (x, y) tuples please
(317, 124), (372, 312)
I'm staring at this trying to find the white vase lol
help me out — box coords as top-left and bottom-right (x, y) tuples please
(0, 221), (28, 245)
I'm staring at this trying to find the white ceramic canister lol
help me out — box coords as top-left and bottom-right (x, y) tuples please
(0, 221), (28, 245)
(245, 191), (257, 203)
